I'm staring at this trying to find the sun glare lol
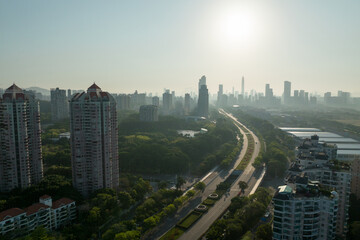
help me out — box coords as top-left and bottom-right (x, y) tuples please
(215, 6), (259, 48)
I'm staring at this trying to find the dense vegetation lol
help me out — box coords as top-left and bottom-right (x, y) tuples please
(230, 109), (295, 178)
(42, 118), (71, 168)
(348, 194), (360, 239)
(1, 105), (243, 239)
(0, 174), (82, 212)
(61, 176), (154, 239)
(119, 112), (240, 175)
(206, 187), (272, 240)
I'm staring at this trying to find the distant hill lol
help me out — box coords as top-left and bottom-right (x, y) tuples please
(26, 87), (50, 96)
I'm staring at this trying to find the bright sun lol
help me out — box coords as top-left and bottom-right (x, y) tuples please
(215, 6), (259, 48)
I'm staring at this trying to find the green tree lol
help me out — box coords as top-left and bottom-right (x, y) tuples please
(194, 181), (206, 192)
(206, 219), (227, 240)
(22, 226), (54, 240)
(143, 216), (160, 230)
(118, 191), (134, 208)
(238, 181), (248, 193)
(87, 207), (102, 226)
(176, 176), (186, 190)
(114, 230), (141, 240)
(255, 223), (272, 240)
(225, 222), (243, 240)
(186, 190), (195, 197)
(163, 204), (176, 216)
(158, 181), (168, 189)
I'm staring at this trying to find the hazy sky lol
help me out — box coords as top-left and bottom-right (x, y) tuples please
(1, 0), (360, 96)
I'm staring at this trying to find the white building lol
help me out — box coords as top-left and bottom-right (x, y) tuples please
(70, 84), (119, 197)
(0, 84), (43, 192)
(0, 195), (76, 238)
(272, 181), (338, 240)
(290, 134), (351, 237)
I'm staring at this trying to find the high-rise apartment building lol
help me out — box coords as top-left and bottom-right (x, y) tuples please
(51, 88), (69, 121)
(241, 76), (244, 96)
(116, 94), (131, 110)
(184, 93), (191, 114)
(139, 105), (158, 122)
(152, 96), (160, 107)
(0, 84), (43, 192)
(69, 84), (119, 197)
(284, 81), (291, 104)
(130, 91), (146, 110)
(272, 181), (338, 240)
(290, 135), (350, 237)
(217, 84), (224, 107)
(162, 90), (172, 115)
(198, 76), (209, 117)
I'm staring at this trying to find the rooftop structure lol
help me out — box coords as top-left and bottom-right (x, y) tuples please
(273, 181), (338, 240)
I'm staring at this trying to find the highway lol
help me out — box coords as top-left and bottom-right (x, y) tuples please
(151, 109), (262, 240)
(177, 109), (262, 240)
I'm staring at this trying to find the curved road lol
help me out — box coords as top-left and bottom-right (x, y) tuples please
(152, 109), (262, 240)
(177, 109), (262, 240)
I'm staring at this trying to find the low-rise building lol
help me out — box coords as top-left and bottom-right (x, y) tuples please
(0, 195), (76, 238)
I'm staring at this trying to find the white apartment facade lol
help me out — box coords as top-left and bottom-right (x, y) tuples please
(0, 84), (43, 192)
(0, 195), (76, 238)
(273, 183), (338, 240)
(70, 84), (119, 197)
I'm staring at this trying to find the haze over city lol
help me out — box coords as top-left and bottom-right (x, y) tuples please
(2, 1), (360, 240)
(1, 0), (360, 95)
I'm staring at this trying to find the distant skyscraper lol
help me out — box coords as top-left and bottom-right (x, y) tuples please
(198, 75), (206, 91)
(152, 96), (160, 107)
(67, 89), (72, 99)
(184, 93), (191, 114)
(294, 90), (299, 98)
(51, 88), (69, 121)
(217, 84), (223, 107)
(198, 76), (209, 117)
(283, 81), (291, 104)
(130, 91), (146, 110)
(139, 105), (158, 122)
(116, 94), (131, 110)
(265, 84), (273, 98)
(69, 84), (119, 197)
(162, 90), (172, 115)
(0, 84), (43, 192)
(241, 76), (244, 96)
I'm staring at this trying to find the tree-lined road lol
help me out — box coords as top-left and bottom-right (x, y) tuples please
(152, 109), (264, 240)
(177, 109), (263, 240)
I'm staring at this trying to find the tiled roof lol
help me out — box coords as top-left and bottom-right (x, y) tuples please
(25, 203), (49, 216)
(39, 194), (51, 200)
(88, 83), (101, 90)
(0, 208), (25, 221)
(52, 198), (75, 209)
(6, 84), (22, 92)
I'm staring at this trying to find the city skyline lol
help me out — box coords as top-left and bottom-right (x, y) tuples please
(1, 1), (360, 95)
